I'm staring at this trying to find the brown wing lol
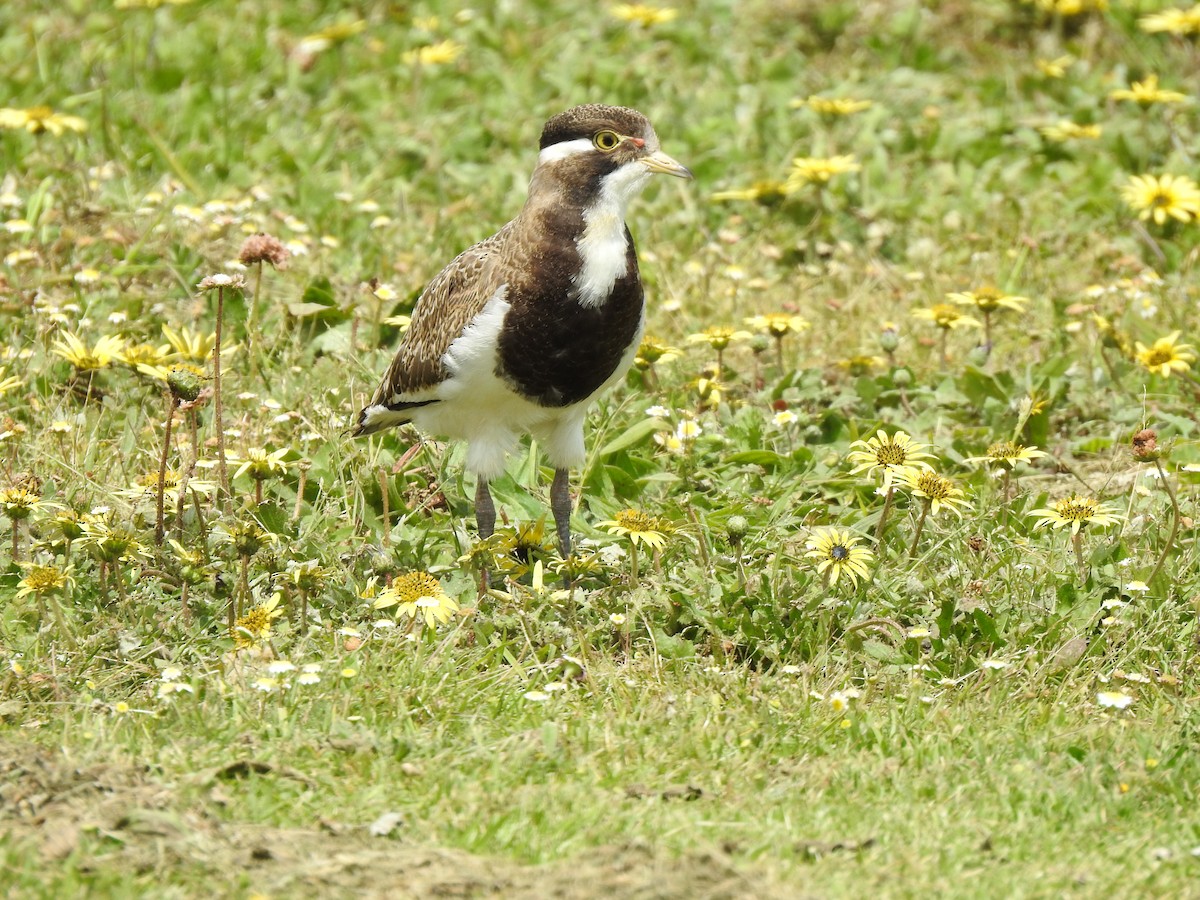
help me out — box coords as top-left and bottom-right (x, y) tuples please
(369, 223), (512, 406)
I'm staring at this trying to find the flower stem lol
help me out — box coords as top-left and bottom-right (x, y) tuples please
(1146, 458), (1180, 588)
(874, 485), (896, 545)
(155, 390), (178, 546)
(629, 540), (640, 588)
(1072, 531), (1086, 576)
(214, 285), (230, 513)
(908, 500), (930, 558)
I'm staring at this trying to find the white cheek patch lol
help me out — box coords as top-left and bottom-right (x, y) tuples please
(537, 138), (594, 165)
(573, 163), (652, 309)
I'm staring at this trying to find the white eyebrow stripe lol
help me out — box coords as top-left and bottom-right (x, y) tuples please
(537, 138), (595, 165)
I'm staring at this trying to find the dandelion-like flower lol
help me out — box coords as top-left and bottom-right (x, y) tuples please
(15, 564), (71, 599)
(804, 527), (874, 587)
(598, 509), (675, 550)
(234, 593), (283, 648)
(900, 470), (971, 517)
(745, 313), (810, 338)
(792, 96), (872, 116)
(787, 155), (860, 190)
(0, 487), (45, 521)
(635, 337), (680, 369)
(1121, 174), (1200, 226)
(1139, 5), (1200, 35)
(1097, 690), (1134, 710)
(1030, 495), (1120, 535)
(162, 324), (226, 363)
(373, 571), (459, 627)
(0, 367), (22, 397)
(0, 106), (86, 136)
(233, 447), (291, 481)
(1134, 331), (1195, 377)
(1110, 75), (1188, 107)
(911, 304), (981, 331)
(51, 333), (125, 371)
(1038, 121), (1101, 142)
(687, 326), (751, 351)
(847, 430), (936, 490)
(964, 441), (1048, 469)
(947, 287), (1029, 314)
(610, 3), (678, 26)
(402, 40), (465, 66)
(1036, 56), (1073, 78)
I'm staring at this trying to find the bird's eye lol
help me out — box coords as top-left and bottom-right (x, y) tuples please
(593, 130), (621, 152)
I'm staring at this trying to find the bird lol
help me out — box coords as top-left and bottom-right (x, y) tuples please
(352, 104), (691, 564)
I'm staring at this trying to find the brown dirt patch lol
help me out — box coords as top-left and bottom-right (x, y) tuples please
(0, 742), (794, 899)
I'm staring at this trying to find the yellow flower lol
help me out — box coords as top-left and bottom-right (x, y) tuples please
(232, 447), (290, 481)
(15, 564), (71, 599)
(233, 593), (283, 648)
(0, 487), (46, 521)
(117, 341), (172, 369)
(1030, 495), (1120, 535)
(911, 304), (981, 330)
(294, 20), (366, 58)
(963, 441), (1048, 469)
(0, 106), (87, 136)
(1110, 75), (1189, 107)
(1035, 56), (1073, 78)
(710, 181), (790, 204)
(162, 323), (227, 362)
(791, 96), (873, 116)
(1134, 331), (1195, 377)
(836, 355), (885, 376)
(744, 313), (810, 338)
(787, 155), (860, 190)
(401, 40), (464, 66)
(635, 337), (681, 368)
(847, 430), (936, 490)
(0, 366), (21, 396)
(1139, 5), (1200, 35)
(803, 527), (874, 587)
(1121, 174), (1200, 226)
(899, 470), (970, 517)
(1038, 121), (1101, 142)
(610, 3), (678, 26)
(597, 509), (675, 550)
(947, 287), (1029, 314)
(373, 571), (459, 627)
(51, 333), (125, 371)
(687, 326), (751, 351)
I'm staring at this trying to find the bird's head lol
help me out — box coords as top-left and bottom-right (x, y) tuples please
(531, 104), (692, 209)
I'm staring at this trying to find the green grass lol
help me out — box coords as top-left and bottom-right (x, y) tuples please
(2, 0), (1200, 895)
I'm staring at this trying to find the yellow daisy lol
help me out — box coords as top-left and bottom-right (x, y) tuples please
(804, 527), (874, 587)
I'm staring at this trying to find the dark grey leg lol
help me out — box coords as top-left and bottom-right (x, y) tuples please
(475, 477), (496, 541)
(551, 467), (572, 559)
(475, 477), (496, 592)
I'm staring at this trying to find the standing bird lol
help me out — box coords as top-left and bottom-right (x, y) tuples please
(352, 104), (691, 562)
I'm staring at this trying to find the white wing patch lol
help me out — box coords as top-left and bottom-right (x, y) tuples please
(573, 163), (652, 309)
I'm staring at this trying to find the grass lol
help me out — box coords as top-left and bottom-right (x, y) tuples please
(3, 0), (1200, 895)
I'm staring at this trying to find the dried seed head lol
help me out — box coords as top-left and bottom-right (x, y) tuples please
(238, 232), (290, 268)
(197, 273), (246, 292)
(1131, 428), (1159, 460)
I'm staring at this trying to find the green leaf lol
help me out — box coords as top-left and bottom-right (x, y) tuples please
(597, 418), (666, 457)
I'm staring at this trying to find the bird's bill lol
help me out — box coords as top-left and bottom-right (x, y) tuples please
(640, 150), (693, 179)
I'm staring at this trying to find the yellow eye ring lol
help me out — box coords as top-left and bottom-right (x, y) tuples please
(593, 130), (621, 152)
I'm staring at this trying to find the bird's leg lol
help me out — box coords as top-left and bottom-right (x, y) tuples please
(475, 477), (496, 591)
(551, 467), (573, 560)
